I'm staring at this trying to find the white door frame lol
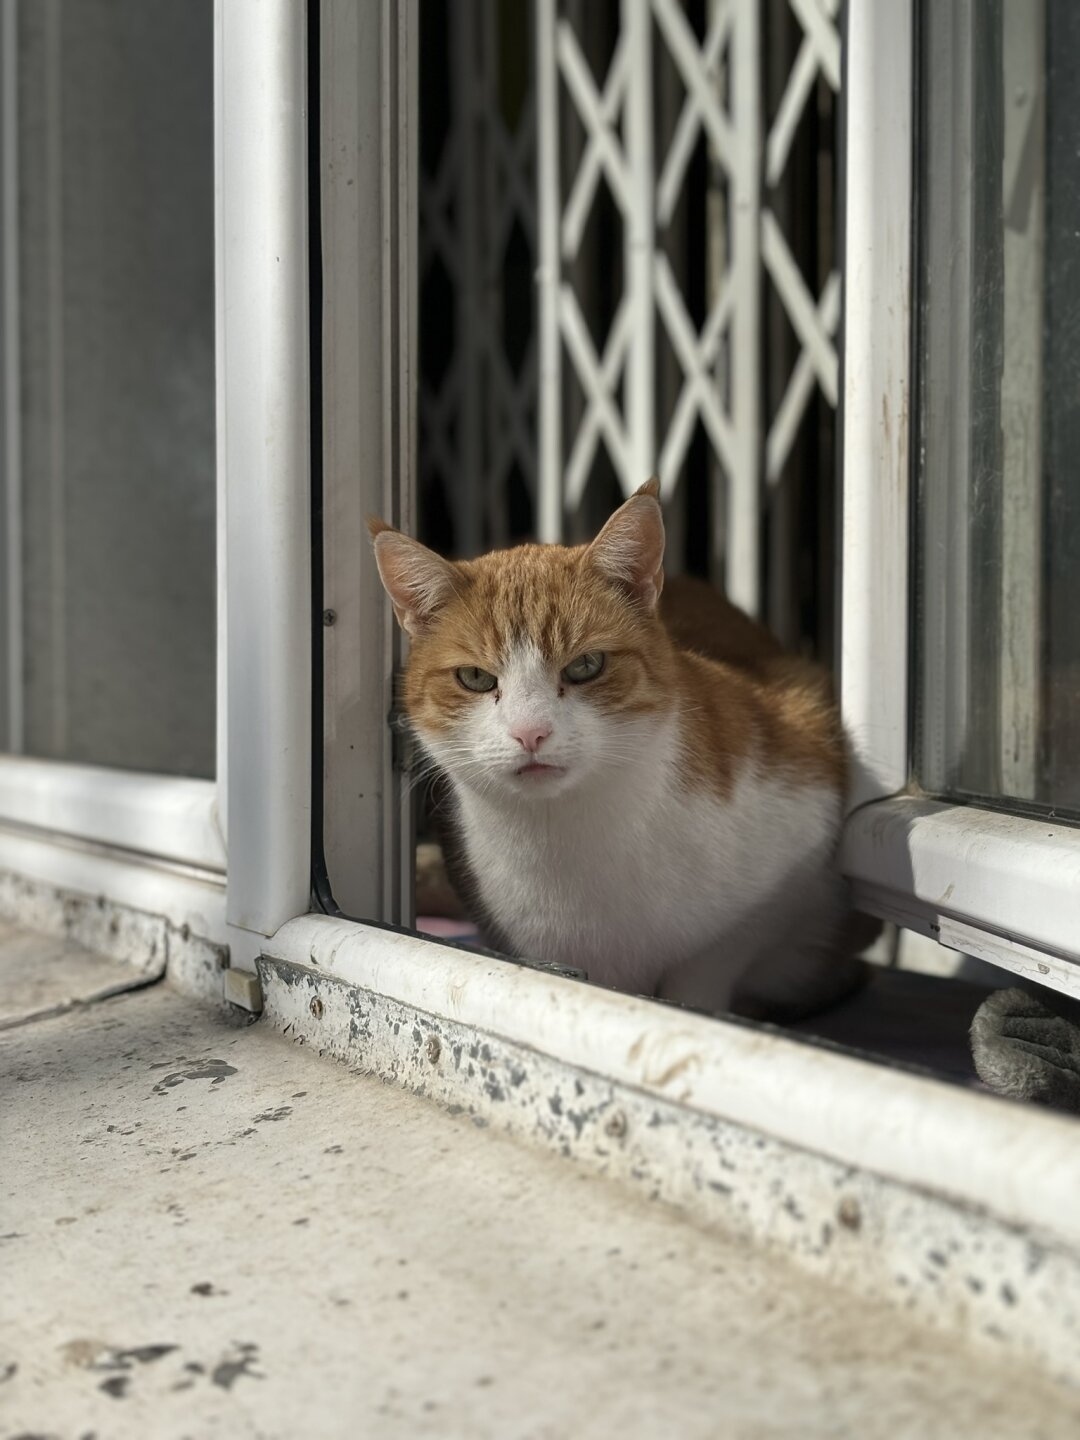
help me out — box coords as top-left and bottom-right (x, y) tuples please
(215, 0), (312, 945)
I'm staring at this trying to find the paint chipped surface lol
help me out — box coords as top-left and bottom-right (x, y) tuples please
(258, 956), (1080, 1387)
(151, 1059), (238, 1095)
(0, 869), (233, 1022)
(4, 984), (1080, 1437)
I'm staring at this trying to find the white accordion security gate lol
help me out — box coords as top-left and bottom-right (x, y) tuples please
(418, 0), (842, 626)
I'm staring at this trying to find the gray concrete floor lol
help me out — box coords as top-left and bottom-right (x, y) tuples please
(3, 977), (1080, 1439)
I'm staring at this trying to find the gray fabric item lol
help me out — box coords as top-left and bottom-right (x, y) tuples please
(970, 986), (1080, 1113)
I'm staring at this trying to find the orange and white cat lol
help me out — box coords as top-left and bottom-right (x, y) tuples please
(370, 480), (867, 1020)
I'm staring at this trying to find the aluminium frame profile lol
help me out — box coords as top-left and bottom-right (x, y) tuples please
(0, 0), (409, 967)
(0, 0), (310, 963)
(316, 0), (417, 925)
(837, 0), (912, 812)
(0, 757), (224, 875)
(837, 0), (1080, 993)
(215, 0), (311, 944)
(916, 0), (976, 804)
(0, 1), (313, 993)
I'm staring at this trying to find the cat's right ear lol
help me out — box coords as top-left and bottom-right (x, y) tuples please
(367, 519), (458, 636)
(586, 478), (665, 611)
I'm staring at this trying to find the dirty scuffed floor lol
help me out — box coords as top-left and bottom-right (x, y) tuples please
(3, 982), (1080, 1439)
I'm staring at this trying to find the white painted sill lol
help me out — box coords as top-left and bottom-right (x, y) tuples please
(263, 911), (1080, 1256)
(0, 756), (225, 875)
(841, 796), (1080, 998)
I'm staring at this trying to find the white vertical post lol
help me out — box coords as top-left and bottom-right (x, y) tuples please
(999, 0), (1043, 798)
(623, 0), (654, 490)
(728, 0), (761, 616)
(536, 0), (562, 542)
(215, 0), (311, 938)
(319, 0), (417, 924)
(839, 0), (913, 807)
(1, 0), (23, 753)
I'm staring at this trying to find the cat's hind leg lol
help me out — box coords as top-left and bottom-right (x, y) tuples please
(656, 876), (872, 1024)
(656, 930), (869, 1024)
(729, 943), (870, 1024)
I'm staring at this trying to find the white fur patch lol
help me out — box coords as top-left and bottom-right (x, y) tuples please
(416, 650), (845, 1010)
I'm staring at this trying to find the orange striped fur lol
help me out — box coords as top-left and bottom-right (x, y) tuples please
(370, 482), (845, 803)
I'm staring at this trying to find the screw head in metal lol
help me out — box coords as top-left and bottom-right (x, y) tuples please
(309, 996), (324, 1020)
(322, 608), (337, 626)
(425, 1035), (441, 1064)
(604, 1110), (627, 1140)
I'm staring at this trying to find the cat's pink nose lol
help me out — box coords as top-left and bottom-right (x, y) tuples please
(511, 722), (552, 754)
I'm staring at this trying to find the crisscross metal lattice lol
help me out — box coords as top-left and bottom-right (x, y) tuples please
(763, 0), (840, 487)
(536, 0), (841, 618)
(418, 0), (842, 629)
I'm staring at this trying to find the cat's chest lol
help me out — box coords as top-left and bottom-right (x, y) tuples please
(467, 793), (664, 917)
(454, 766), (839, 992)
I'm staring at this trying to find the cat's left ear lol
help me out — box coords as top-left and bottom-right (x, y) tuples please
(367, 518), (459, 636)
(586, 477), (665, 611)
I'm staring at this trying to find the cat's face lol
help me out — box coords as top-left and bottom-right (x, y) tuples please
(371, 481), (677, 799)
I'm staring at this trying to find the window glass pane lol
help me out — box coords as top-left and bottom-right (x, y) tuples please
(915, 0), (1079, 819)
(7, 0), (215, 777)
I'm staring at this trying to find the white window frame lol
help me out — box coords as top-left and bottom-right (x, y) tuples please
(0, 0), (226, 942)
(0, 756), (224, 874)
(215, 0), (312, 949)
(837, 0), (1080, 999)
(0, 0), (408, 964)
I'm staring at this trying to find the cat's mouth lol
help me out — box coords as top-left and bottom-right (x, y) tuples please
(515, 761), (566, 780)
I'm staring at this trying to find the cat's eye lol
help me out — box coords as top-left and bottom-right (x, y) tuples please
(455, 666), (498, 693)
(562, 652), (605, 684)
